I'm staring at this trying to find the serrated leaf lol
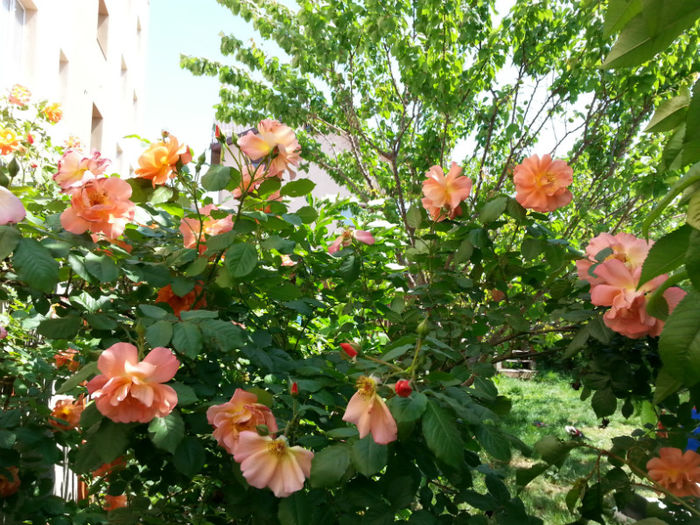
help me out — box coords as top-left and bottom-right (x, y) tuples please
(534, 435), (571, 466)
(659, 291), (700, 386)
(37, 316), (82, 340)
(351, 435), (388, 476)
(422, 399), (463, 465)
(172, 322), (202, 358)
(688, 191), (700, 230)
(603, 0), (641, 38)
(638, 225), (690, 287)
(148, 412), (184, 453)
(388, 392), (428, 424)
(170, 383), (198, 406)
(310, 444), (351, 488)
(94, 420), (130, 463)
(479, 196), (507, 223)
(173, 437), (205, 477)
(591, 389), (617, 418)
(280, 179), (315, 197)
(84, 252), (119, 283)
(515, 463), (549, 490)
(146, 320), (173, 348)
(0, 226), (20, 260)
(474, 424), (511, 461)
(406, 206), (422, 229)
(654, 368), (683, 404)
(278, 492), (313, 525)
(202, 164), (234, 191)
(225, 243), (258, 277)
(645, 91), (690, 133)
(687, 228), (700, 291)
(14, 238), (59, 292)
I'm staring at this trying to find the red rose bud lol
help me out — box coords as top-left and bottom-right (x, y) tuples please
(395, 380), (412, 397)
(340, 343), (358, 358)
(215, 125), (225, 142)
(26, 133), (34, 145)
(290, 382), (299, 396)
(180, 146), (193, 165)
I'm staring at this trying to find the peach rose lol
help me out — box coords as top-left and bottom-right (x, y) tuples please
(86, 343), (179, 423)
(647, 448), (700, 498)
(207, 388), (278, 455)
(238, 120), (301, 177)
(576, 232), (652, 286)
(179, 204), (233, 251)
(42, 102), (63, 123)
(49, 396), (85, 430)
(60, 178), (135, 240)
(156, 284), (206, 318)
(135, 135), (182, 186)
(232, 164), (267, 199)
(54, 349), (80, 371)
(342, 375), (397, 445)
(513, 154), (572, 212)
(0, 126), (20, 155)
(234, 431), (313, 498)
(54, 150), (110, 191)
(421, 162), (472, 222)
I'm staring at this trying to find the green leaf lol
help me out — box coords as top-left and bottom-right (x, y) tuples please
(310, 444), (351, 488)
(172, 322), (203, 358)
(85, 313), (118, 330)
(534, 435), (571, 466)
(339, 255), (360, 282)
(632, 519), (670, 524)
(170, 382), (198, 406)
(257, 177), (281, 197)
(591, 389), (617, 418)
(564, 326), (589, 359)
(659, 291), (700, 386)
(638, 225), (690, 287)
(687, 228), (700, 291)
(602, 2), (700, 69)
(14, 238), (59, 292)
(225, 243), (258, 277)
(645, 91), (690, 132)
(474, 424), (511, 462)
(587, 317), (613, 344)
(202, 164), (235, 191)
(515, 463), (550, 490)
(280, 179), (315, 197)
(682, 82), (700, 166)
(351, 435), (388, 477)
(84, 252), (119, 283)
(94, 420), (130, 463)
(150, 185), (173, 204)
(73, 439), (103, 474)
(688, 191), (700, 230)
(57, 362), (98, 394)
(387, 392), (427, 424)
(295, 206), (318, 224)
(139, 304), (169, 319)
(185, 256), (209, 277)
(173, 437), (205, 477)
(603, 0), (641, 38)
(479, 196), (507, 223)
(278, 492), (313, 525)
(0, 225), (20, 260)
(37, 316), (82, 340)
(146, 320), (173, 348)
(521, 238), (543, 260)
(148, 412), (185, 454)
(653, 368), (682, 404)
(422, 399), (463, 465)
(406, 205), (422, 229)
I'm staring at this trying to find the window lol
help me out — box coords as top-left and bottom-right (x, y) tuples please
(0, 0), (26, 84)
(96, 0), (108, 58)
(91, 104), (103, 153)
(59, 50), (69, 101)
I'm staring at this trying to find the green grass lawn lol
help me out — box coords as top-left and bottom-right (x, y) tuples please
(494, 371), (639, 524)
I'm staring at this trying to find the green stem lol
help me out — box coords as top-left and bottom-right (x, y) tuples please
(409, 337), (424, 383)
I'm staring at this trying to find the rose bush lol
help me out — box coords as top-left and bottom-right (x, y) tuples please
(1, 1), (699, 524)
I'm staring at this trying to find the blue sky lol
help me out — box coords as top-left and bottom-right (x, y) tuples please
(144, 0), (253, 154)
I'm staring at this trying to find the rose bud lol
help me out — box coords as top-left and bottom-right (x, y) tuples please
(395, 380), (412, 397)
(339, 342), (358, 358)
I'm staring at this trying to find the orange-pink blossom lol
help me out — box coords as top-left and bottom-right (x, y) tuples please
(54, 150), (110, 191)
(86, 343), (179, 423)
(60, 178), (135, 240)
(233, 431), (313, 498)
(328, 229), (375, 254)
(8, 84), (31, 106)
(576, 232), (652, 286)
(135, 135), (182, 186)
(421, 162), (472, 221)
(207, 388), (278, 455)
(238, 120), (301, 178)
(647, 448), (700, 498)
(179, 204), (233, 250)
(513, 154), (572, 212)
(342, 376), (397, 445)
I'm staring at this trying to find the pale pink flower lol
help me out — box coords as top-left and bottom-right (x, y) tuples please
(647, 448), (700, 498)
(328, 229), (375, 254)
(207, 388), (278, 455)
(234, 431), (313, 498)
(342, 376), (397, 445)
(576, 233), (652, 286)
(86, 343), (179, 423)
(280, 255), (296, 267)
(0, 186), (26, 225)
(8, 84), (31, 106)
(54, 150), (110, 191)
(421, 162), (472, 221)
(513, 154), (573, 212)
(238, 120), (301, 177)
(179, 204), (233, 250)
(0, 326), (7, 340)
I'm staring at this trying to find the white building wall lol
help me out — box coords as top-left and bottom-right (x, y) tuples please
(0, 0), (149, 176)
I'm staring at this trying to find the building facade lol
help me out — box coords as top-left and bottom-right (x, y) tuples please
(0, 0), (149, 175)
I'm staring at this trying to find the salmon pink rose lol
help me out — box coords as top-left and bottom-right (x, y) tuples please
(207, 388), (278, 455)
(576, 232), (652, 286)
(328, 229), (375, 254)
(135, 135), (182, 186)
(60, 178), (135, 240)
(86, 343), (179, 423)
(54, 349), (80, 371)
(232, 165), (267, 199)
(0, 186), (26, 225)
(8, 84), (31, 106)
(238, 120), (301, 177)
(49, 396), (85, 430)
(513, 154), (572, 212)
(54, 150), (110, 191)
(234, 431), (313, 498)
(421, 162), (472, 222)
(647, 448), (700, 497)
(343, 375), (397, 445)
(179, 204), (233, 250)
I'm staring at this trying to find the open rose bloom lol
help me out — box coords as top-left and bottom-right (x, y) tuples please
(179, 204), (233, 250)
(50, 396), (85, 430)
(233, 431), (313, 498)
(135, 135), (183, 186)
(0, 186), (26, 225)
(328, 229), (375, 254)
(343, 376), (397, 445)
(60, 178), (135, 240)
(0, 126), (21, 155)
(513, 154), (572, 212)
(578, 232), (686, 338)
(421, 162), (472, 221)
(207, 388), (278, 455)
(54, 150), (110, 191)
(87, 343), (179, 423)
(156, 284), (206, 318)
(42, 102), (63, 123)
(238, 119), (301, 178)
(647, 448), (700, 498)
